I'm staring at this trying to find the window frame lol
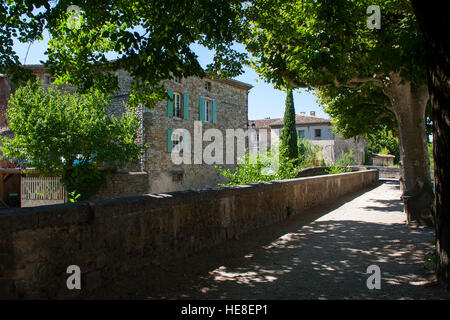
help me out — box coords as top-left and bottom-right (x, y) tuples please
(173, 92), (182, 119)
(298, 129), (305, 139)
(314, 129), (322, 138)
(204, 98), (212, 123)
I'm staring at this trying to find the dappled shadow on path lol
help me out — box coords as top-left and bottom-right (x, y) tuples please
(97, 181), (449, 300)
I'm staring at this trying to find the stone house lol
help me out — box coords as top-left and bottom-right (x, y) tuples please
(1, 65), (253, 197)
(248, 112), (367, 165)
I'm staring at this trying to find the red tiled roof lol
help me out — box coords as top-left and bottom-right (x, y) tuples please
(249, 114), (331, 129)
(248, 118), (279, 129)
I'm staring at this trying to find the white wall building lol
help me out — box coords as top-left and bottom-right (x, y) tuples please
(248, 113), (367, 165)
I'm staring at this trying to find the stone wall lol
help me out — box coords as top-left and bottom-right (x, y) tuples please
(93, 171), (149, 200)
(0, 169), (378, 298)
(359, 165), (400, 179)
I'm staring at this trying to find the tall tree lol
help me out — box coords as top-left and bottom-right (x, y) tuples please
(1, 81), (143, 200)
(411, 0), (450, 289)
(245, 0), (433, 225)
(280, 89), (298, 162)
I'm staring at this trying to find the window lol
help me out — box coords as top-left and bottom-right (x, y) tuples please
(172, 173), (184, 183)
(205, 81), (212, 91)
(173, 92), (182, 118)
(199, 97), (216, 123)
(314, 129), (321, 138)
(298, 130), (305, 138)
(173, 76), (182, 84)
(204, 99), (212, 122)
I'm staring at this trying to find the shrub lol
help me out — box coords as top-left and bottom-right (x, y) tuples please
(217, 145), (298, 186)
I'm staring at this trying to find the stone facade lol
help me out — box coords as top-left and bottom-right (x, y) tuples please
(110, 71), (252, 194)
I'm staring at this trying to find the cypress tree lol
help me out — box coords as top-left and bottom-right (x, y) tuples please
(280, 89), (298, 161)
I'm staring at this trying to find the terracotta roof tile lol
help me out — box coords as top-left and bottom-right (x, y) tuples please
(249, 114), (331, 129)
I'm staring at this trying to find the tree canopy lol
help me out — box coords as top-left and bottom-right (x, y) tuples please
(0, 80), (143, 199)
(245, 0), (426, 90)
(1, 0), (247, 104)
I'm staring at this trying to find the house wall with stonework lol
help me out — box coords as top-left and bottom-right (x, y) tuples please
(110, 70), (251, 193)
(141, 76), (250, 193)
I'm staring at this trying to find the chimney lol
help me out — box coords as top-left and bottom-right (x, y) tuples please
(310, 111), (316, 116)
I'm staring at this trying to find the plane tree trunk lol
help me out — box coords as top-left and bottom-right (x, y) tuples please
(383, 72), (434, 227)
(412, 0), (450, 289)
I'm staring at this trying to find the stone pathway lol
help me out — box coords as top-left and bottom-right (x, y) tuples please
(102, 180), (450, 299)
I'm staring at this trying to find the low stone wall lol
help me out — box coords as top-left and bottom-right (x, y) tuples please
(0, 169), (378, 299)
(93, 171), (148, 200)
(358, 166), (400, 179)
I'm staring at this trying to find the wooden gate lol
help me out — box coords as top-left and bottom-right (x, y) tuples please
(21, 176), (67, 207)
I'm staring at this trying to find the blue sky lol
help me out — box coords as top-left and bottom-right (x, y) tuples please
(13, 35), (326, 121)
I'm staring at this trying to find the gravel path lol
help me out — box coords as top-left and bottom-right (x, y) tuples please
(102, 180), (450, 300)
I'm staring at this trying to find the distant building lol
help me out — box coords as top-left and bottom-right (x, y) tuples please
(248, 112), (367, 165)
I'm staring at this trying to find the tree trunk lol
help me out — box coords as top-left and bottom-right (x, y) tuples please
(383, 73), (434, 227)
(411, 0), (450, 289)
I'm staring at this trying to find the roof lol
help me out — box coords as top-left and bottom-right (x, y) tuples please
(247, 118), (279, 129)
(249, 114), (331, 129)
(20, 64), (253, 91)
(214, 78), (253, 91)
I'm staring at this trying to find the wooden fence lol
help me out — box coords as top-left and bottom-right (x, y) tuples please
(21, 176), (66, 207)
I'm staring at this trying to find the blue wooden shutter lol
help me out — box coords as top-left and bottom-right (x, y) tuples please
(212, 99), (216, 124)
(167, 89), (173, 118)
(167, 129), (173, 152)
(183, 93), (189, 119)
(199, 97), (205, 121)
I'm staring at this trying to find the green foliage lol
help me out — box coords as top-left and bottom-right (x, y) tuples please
(280, 89), (298, 162)
(379, 147), (390, 155)
(367, 128), (401, 164)
(297, 138), (323, 168)
(335, 149), (356, 167)
(1, 80), (144, 199)
(67, 191), (81, 203)
(318, 85), (397, 139)
(217, 145), (298, 186)
(428, 142), (434, 173)
(326, 165), (350, 175)
(326, 149), (355, 175)
(246, 0), (426, 90)
(62, 165), (108, 202)
(1, 1), (247, 103)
